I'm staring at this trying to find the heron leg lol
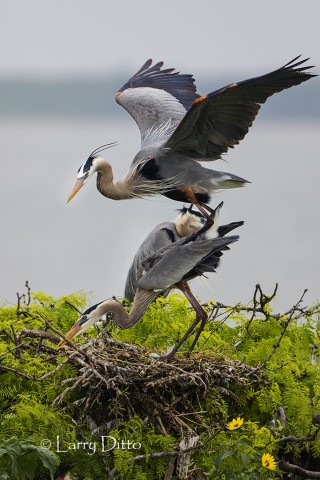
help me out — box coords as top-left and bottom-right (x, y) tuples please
(164, 282), (208, 358)
(179, 187), (214, 227)
(185, 315), (207, 358)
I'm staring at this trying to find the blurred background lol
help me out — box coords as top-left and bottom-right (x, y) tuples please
(1, 0), (319, 311)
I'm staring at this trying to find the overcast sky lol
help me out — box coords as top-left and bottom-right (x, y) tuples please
(1, 0), (319, 78)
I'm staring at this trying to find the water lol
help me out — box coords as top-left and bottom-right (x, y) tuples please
(1, 117), (319, 312)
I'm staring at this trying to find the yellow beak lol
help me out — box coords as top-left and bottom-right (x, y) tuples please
(57, 324), (82, 348)
(66, 178), (85, 204)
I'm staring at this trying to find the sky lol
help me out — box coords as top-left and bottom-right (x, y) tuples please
(1, 0), (319, 314)
(1, 0), (320, 78)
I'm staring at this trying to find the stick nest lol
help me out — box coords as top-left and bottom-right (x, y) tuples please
(56, 334), (265, 433)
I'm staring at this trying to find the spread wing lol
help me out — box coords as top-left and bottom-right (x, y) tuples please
(115, 59), (199, 147)
(163, 56), (316, 161)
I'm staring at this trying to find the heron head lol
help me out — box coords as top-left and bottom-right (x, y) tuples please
(66, 142), (118, 203)
(57, 301), (106, 347)
(66, 156), (97, 203)
(175, 205), (205, 237)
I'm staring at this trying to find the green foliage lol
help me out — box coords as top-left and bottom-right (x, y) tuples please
(0, 436), (59, 480)
(0, 287), (319, 478)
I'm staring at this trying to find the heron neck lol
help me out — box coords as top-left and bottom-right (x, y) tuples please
(175, 221), (189, 238)
(96, 172), (132, 200)
(99, 290), (157, 329)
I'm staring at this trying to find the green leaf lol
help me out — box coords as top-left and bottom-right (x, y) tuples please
(214, 449), (236, 469)
(16, 453), (37, 480)
(240, 452), (251, 467)
(0, 472), (10, 480)
(36, 448), (60, 480)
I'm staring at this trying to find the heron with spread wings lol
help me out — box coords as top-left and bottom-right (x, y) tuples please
(67, 56), (315, 218)
(58, 203), (243, 355)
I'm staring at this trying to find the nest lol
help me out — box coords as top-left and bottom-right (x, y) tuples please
(55, 334), (265, 434)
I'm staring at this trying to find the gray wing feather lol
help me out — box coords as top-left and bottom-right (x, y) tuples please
(138, 241), (214, 290)
(124, 222), (179, 300)
(138, 236), (237, 291)
(116, 60), (199, 147)
(117, 59), (199, 109)
(164, 56), (316, 161)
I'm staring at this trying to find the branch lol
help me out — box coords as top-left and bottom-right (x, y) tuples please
(17, 329), (58, 343)
(0, 341), (32, 361)
(39, 315), (89, 358)
(278, 459), (320, 478)
(63, 299), (82, 315)
(251, 288), (308, 372)
(0, 357), (72, 381)
(0, 365), (36, 380)
(108, 426), (225, 480)
(277, 425), (320, 444)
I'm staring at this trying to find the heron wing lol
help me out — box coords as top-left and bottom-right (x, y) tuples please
(138, 236), (238, 291)
(124, 222), (178, 301)
(217, 221), (244, 238)
(163, 56), (316, 160)
(116, 59), (199, 146)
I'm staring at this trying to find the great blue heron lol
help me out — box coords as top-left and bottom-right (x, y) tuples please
(58, 203), (243, 355)
(124, 205), (206, 301)
(67, 56), (315, 218)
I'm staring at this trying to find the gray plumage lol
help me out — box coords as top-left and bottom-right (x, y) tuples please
(138, 235), (238, 291)
(124, 206), (205, 301)
(59, 207), (243, 355)
(68, 56), (316, 212)
(136, 202), (243, 294)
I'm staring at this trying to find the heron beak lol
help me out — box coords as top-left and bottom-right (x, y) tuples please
(57, 324), (82, 348)
(66, 178), (85, 203)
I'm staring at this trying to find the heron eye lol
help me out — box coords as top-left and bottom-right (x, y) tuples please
(79, 315), (88, 324)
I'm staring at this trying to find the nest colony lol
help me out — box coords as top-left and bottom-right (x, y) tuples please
(53, 333), (265, 434)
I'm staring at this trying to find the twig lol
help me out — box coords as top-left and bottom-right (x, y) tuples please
(0, 357), (72, 382)
(25, 280), (31, 306)
(17, 329), (58, 343)
(0, 341), (32, 361)
(277, 425), (320, 444)
(63, 299), (83, 315)
(108, 425), (225, 480)
(40, 316), (88, 358)
(253, 289), (308, 372)
(0, 365), (37, 380)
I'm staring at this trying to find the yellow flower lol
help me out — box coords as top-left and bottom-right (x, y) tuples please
(262, 453), (277, 470)
(226, 417), (244, 430)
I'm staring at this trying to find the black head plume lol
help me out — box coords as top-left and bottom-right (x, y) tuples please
(177, 204), (204, 219)
(88, 141), (119, 161)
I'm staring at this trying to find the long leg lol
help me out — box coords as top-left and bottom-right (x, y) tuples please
(180, 188), (224, 238)
(180, 187), (215, 226)
(164, 282), (208, 357)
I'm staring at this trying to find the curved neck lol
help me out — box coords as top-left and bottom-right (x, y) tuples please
(98, 289), (157, 329)
(175, 218), (190, 237)
(94, 157), (133, 200)
(175, 212), (203, 238)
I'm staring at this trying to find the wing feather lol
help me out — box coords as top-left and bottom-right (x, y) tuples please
(164, 56), (316, 160)
(116, 59), (199, 146)
(138, 236), (238, 291)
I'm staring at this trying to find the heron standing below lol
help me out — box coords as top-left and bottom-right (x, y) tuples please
(125, 205), (206, 301)
(58, 204), (243, 355)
